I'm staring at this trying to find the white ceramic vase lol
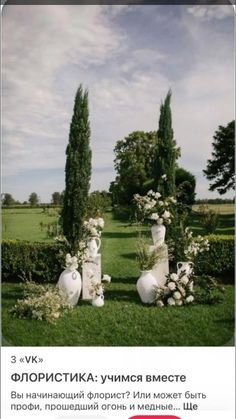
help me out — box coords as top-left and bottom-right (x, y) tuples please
(58, 268), (81, 306)
(88, 237), (101, 258)
(136, 270), (157, 304)
(151, 222), (166, 247)
(92, 294), (104, 307)
(177, 261), (194, 292)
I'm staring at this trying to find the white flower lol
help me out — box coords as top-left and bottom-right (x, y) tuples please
(157, 218), (164, 225)
(102, 274), (111, 283)
(169, 197), (177, 203)
(159, 201), (164, 207)
(180, 276), (189, 285)
(156, 300), (164, 307)
(175, 300), (183, 306)
(162, 210), (171, 219)
(149, 213), (159, 221)
(90, 227), (98, 236)
(161, 174), (167, 180)
(168, 282), (176, 291)
(167, 297), (176, 306)
(170, 273), (179, 282)
(173, 291), (182, 300)
(144, 203), (152, 210)
(155, 192), (161, 199)
(185, 295), (194, 304)
(97, 218), (105, 228)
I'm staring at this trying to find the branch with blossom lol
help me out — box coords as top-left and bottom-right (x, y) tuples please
(183, 227), (210, 261)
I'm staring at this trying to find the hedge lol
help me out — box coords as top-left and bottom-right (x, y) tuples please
(1, 235), (234, 283)
(1, 240), (66, 283)
(194, 235), (234, 276)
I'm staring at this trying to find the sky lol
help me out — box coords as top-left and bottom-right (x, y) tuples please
(2, 4), (234, 203)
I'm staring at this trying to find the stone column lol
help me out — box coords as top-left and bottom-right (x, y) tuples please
(82, 254), (101, 300)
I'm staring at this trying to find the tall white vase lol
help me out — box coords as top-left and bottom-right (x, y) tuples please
(58, 268), (82, 306)
(151, 223), (166, 247)
(137, 270), (157, 304)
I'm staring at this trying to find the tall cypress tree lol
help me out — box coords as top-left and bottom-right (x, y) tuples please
(156, 90), (178, 198)
(61, 85), (91, 250)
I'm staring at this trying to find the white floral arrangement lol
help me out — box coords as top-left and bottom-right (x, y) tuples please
(155, 271), (194, 307)
(133, 188), (176, 225)
(183, 227), (210, 260)
(89, 280), (104, 297)
(89, 274), (111, 298)
(83, 217), (105, 238)
(65, 253), (78, 271)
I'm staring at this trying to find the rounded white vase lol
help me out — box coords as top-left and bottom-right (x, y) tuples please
(92, 294), (104, 307)
(151, 223), (166, 247)
(136, 270), (157, 304)
(58, 268), (81, 306)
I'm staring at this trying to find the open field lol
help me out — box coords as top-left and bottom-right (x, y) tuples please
(193, 203), (234, 214)
(2, 204), (235, 242)
(2, 211), (235, 346)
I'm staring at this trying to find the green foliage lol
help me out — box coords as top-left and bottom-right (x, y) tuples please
(175, 166), (196, 210)
(155, 90), (180, 198)
(194, 275), (225, 305)
(111, 131), (158, 205)
(203, 120), (235, 194)
(2, 193), (15, 206)
(61, 85), (92, 250)
(195, 235), (234, 276)
(136, 239), (166, 271)
(51, 192), (62, 205)
(2, 240), (70, 283)
(11, 281), (72, 323)
(29, 192), (39, 206)
(87, 190), (111, 217)
(198, 205), (219, 234)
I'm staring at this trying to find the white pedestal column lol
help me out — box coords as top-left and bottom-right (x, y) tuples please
(149, 244), (169, 287)
(82, 254), (101, 300)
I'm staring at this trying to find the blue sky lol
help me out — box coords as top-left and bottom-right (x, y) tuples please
(2, 4), (234, 202)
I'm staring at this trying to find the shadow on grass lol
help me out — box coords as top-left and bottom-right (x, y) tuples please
(109, 276), (137, 285)
(106, 288), (140, 303)
(103, 231), (139, 239)
(120, 252), (136, 260)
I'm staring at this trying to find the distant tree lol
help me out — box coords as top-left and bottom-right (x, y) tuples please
(154, 90), (180, 198)
(175, 167), (196, 208)
(87, 190), (111, 217)
(61, 85), (91, 250)
(2, 193), (15, 206)
(29, 192), (39, 206)
(111, 131), (158, 205)
(59, 191), (65, 206)
(203, 120), (235, 194)
(51, 192), (61, 205)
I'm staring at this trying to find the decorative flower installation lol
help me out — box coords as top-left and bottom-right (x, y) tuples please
(183, 227), (210, 261)
(155, 271), (194, 307)
(133, 188), (176, 225)
(88, 275), (112, 299)
(65, 253), (78, 271)
(83, 217), (105, 238)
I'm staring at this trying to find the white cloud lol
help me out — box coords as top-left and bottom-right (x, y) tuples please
(187, 5), (234, 21)
(2, 5), (234, 200)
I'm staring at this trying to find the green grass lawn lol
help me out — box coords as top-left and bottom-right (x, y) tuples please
(1, 211), (235, 346)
